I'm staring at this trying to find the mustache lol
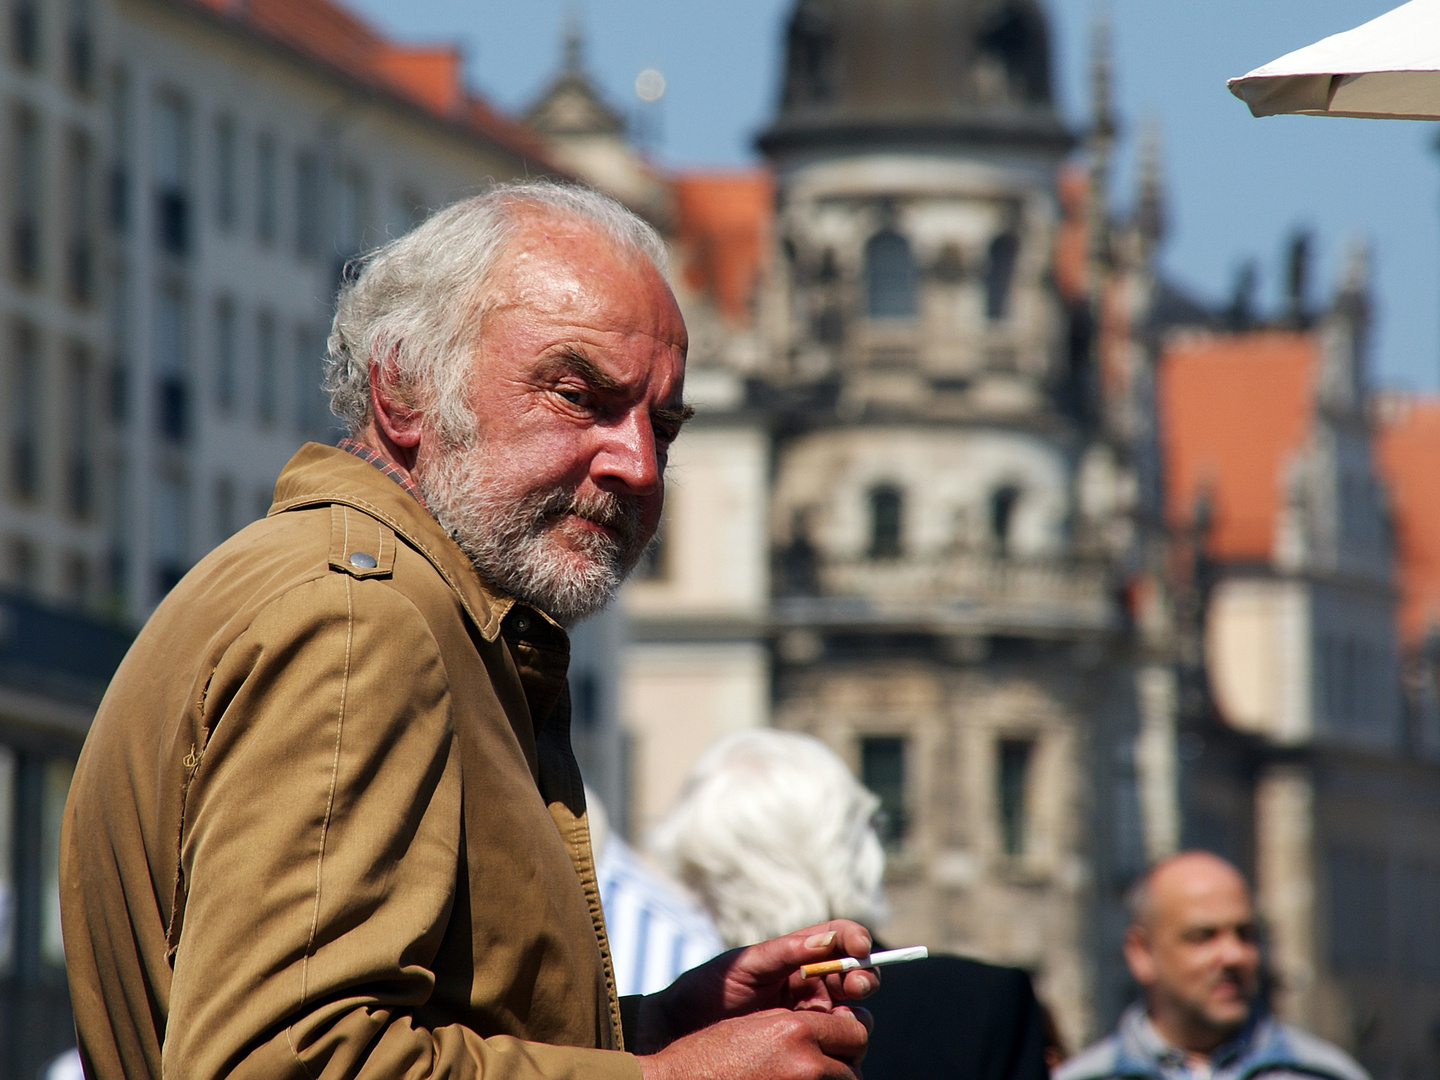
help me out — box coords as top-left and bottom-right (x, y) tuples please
(527, 487), (644, 551)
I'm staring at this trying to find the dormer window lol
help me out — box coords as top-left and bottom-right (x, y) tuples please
(985, 232), (1020, 321)
(865, 230), (918, 319)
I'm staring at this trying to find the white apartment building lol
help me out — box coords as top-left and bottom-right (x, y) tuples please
(106, 0), (557, 618)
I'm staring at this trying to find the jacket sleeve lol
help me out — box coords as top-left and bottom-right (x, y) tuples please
(162, 572), (640, 1080)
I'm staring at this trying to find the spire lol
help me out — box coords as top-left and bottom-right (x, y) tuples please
(562, 3), (583, 75)
(1135, 118), (1165, 251)
(1087, 5), (1117, 277)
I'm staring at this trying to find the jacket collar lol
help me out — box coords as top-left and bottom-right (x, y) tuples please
(270, 442), (524, 642)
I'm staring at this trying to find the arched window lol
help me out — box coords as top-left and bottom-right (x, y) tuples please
(869, 484), (904, 559)
(990, 484), (1021, 556)
(985, 232), (1020, 321)
(864, 230), (918, 319)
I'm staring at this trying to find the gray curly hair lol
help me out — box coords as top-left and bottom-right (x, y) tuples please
(323, 180), (670, 444)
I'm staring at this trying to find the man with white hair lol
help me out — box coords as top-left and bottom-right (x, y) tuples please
(61, 183), (875, 1080)
(653, 729), (1049, 1080)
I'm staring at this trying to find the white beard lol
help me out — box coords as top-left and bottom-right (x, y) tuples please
(418, 437), (648, 626)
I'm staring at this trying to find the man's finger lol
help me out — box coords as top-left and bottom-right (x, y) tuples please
(804, 1008), (870, 1064)
(743, 920), (873, 981)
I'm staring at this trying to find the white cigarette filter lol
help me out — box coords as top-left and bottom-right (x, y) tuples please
(798, 945), (929, 979)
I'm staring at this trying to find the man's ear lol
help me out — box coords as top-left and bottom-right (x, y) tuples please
(369, 358), (422, 450)
(1123, 924), (1156, 988)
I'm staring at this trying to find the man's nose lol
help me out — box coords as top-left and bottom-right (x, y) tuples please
(592, 409), (661, 495)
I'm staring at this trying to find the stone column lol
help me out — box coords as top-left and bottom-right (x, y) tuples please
(1254, 764), (1317, 1027)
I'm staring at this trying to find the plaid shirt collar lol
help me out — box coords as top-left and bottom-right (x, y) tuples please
(337, 438), (429, 510)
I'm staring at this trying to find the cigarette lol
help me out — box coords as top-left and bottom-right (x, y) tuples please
(799, 945), (929, 978)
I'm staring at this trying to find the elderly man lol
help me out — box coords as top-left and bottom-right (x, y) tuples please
(1057, 851), (1367, 1080)
(60, 183), (874, 1080)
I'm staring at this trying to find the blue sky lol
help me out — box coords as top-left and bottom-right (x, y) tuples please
(348, 0), (1440, 391)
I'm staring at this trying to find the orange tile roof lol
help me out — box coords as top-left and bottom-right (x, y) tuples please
(1159, 330), (1319, 561)
(672, 171), (774, 324)
(178, 0), (555, 166)
(1376, 396), (1440, 645)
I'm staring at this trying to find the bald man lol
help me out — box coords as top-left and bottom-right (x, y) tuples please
(1056, 852), (1368, 1080)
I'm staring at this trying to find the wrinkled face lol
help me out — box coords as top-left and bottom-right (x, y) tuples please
(417, 212), (689, 625)
(1125, 856), (1261, 1044)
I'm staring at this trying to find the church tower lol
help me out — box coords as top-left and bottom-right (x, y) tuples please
(757, 0), (1146, 1045)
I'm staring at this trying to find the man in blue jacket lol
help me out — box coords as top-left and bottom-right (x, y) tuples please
(1058, 852), (1367, 1080)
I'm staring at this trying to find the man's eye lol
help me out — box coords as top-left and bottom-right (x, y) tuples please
(653, 425), (678, 445)
(557, 388), (589, 407)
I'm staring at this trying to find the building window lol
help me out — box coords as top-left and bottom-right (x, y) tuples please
(62, 552), (88, 607)
(634, 520), (668, 580)
(8, 322), (40, 500)
(65, 130), (95, 303)
(8, 537), (36, 594)
(214, 114), (237, 231)
(295, 323), (330, 438)
(256, 310), (276, 425)
(985, 232), (1020, 321)
(153, 95), (190, 257)
(295, 150), (321, 258)
(0, 744), (14, 975)
(868, 484), (903, 560)
(65, 344), (92, 518)
(154, 474), (190, 595)
(860, 736), (908, 850)
(336, 165), (368, 256)
(65, 0), (92, 90)
(11, 0), (38, 67)
(255, 133), (277, 245)
(11, 107), (42, 282)
(396, 187), (426, 231)
(864, 230), (918, 319)
(572, 671), (599, 732)
(989, 484), (1021, 556)
(154, 284), (188, 441)
(997, 738), (1034, 857)
(213, 295), (236, 414)
(109, 68), (130, 232)
(39, 758), (73, 968)
(213, 475), (235, 544)
(1327, 844), (1389, 974)
(110, 266), (130, 423)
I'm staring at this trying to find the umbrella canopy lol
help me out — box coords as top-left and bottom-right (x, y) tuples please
(1228, 0), (1440, 120)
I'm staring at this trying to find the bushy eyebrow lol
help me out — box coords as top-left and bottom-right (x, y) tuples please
(538, 349), (624, 393)
(541, 348), (695, 430)
(655, 404), (697, 428)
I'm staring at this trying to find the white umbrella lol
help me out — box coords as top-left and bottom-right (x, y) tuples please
(1228, 0), (1440, 120)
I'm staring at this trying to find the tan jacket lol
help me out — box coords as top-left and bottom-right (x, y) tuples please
(61, 444), (641, 1080)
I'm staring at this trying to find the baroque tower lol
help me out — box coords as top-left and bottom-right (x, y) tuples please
(756, 0), (1150, 1045)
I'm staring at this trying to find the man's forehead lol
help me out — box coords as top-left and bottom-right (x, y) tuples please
(483, 217), (685, 346)
(1154, 864), (1253, 924)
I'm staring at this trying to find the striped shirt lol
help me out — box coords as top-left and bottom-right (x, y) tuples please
(597, 836), (724, 996)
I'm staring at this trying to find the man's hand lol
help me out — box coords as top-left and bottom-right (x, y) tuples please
(638, 1007), (871, 1080)
(634, 920), (879, 1052)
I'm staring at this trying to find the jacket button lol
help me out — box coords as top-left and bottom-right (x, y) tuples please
(349, 551), (378, 569)
(512, 613), (531, 634)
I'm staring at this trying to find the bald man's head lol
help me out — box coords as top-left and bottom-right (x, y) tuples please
(1122, 851), (1261, 1056)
